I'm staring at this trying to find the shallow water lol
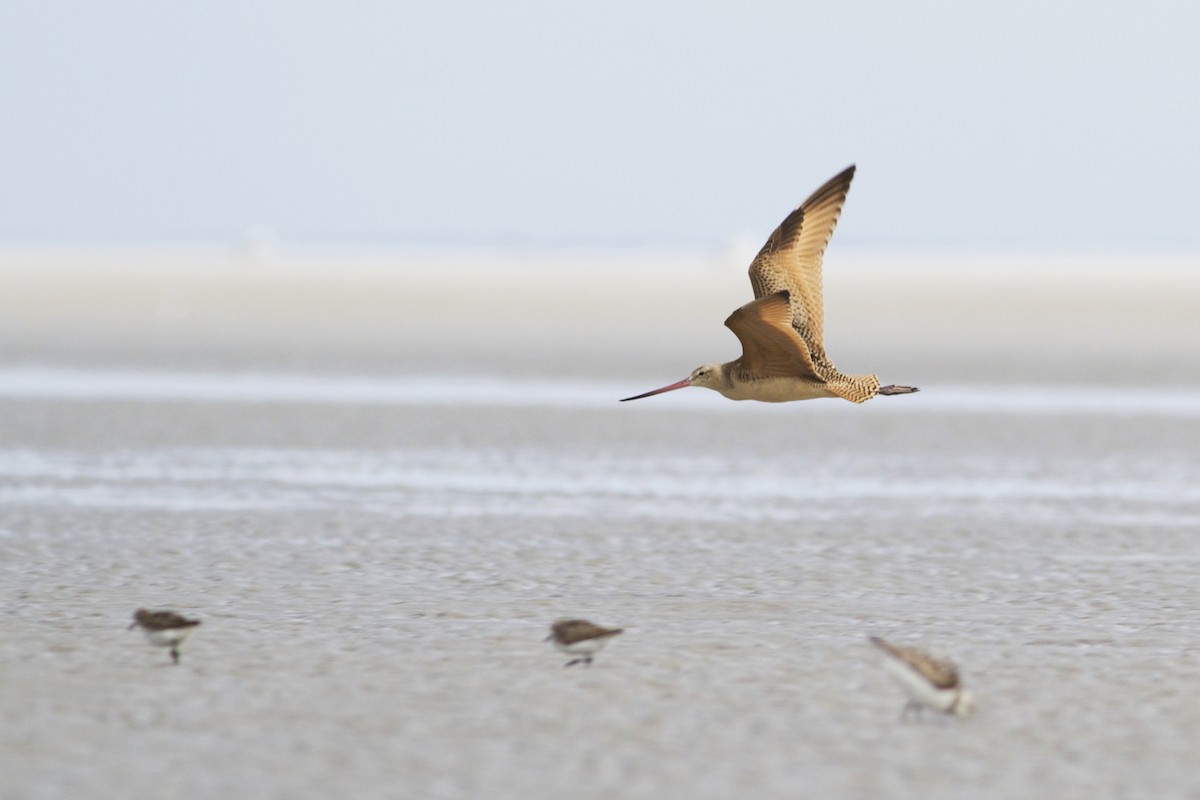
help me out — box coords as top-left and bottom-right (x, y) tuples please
(3, 366), (1200, 799)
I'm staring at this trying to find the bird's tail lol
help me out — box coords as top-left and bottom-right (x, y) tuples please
(878, 385), (919, 396)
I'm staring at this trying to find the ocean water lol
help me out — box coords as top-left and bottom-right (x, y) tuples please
(3, 364), (1199, 799)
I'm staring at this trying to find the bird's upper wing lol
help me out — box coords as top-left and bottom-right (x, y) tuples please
(870, 636), (961, 690)
(747, 165), (856, 356)
(136, 610), (200, 630)
(724, 291), (821, 381)
(555, 620), (623, 644)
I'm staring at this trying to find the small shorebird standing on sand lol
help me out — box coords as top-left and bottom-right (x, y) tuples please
(621, 165), (918, 404)
(129, 609), (202, 665)
(545, 619), (623, 667)
(869, 636), (975, 720)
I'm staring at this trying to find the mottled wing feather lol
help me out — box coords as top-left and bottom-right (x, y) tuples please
(723, 291), (821, 381)
(869, 636), (960, 690)
(824, 374), (881, 404)
(552, 619), (623, 645)
(747, 165), (856, 360)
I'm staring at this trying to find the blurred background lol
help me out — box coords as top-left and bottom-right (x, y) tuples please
(1, 0), (1198, 384)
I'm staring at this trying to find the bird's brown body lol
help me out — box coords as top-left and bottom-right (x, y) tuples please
(129, 608), (202, 664)
(545, 619), (623, 667)
(622, 165), (917, 404)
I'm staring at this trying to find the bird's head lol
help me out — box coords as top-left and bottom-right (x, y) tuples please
(685, 364), (724, 391)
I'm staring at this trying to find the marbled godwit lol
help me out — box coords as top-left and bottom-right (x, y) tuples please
(545, 619), (623, 667)
(869, 636), (975, 720)
(621, 165), (918, 404)
(129, 609), (202, 665)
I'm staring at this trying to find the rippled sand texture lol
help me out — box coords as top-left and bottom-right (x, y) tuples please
(2, 253), (1200, 799)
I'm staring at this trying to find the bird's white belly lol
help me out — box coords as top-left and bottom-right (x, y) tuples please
(554, 638), (609, 657)
(882, 659), (958, 712)
(144, 628), (194, 647)
(720, 378), (836, 403)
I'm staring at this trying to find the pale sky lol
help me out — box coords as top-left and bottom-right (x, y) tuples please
(2, 1), (1198, 250)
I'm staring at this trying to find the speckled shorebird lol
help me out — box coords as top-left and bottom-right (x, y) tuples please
(545, 619), (623, 667)
(129, 609), (202, 665)
(869, 636), (974, 720)
(621, 165), (918, 404)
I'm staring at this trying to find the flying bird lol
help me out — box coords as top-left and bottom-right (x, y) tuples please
(621, 165), (918, 404)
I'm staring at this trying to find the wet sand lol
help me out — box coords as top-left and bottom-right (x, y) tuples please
(2, 251), (1200, 799)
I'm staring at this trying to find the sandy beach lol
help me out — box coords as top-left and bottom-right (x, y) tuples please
(2, 250), (1199, 799)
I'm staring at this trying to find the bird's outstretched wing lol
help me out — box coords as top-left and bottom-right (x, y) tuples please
(747, 165), (856, 361)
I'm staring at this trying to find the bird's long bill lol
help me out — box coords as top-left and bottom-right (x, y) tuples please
(619, 378), (691, 402)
